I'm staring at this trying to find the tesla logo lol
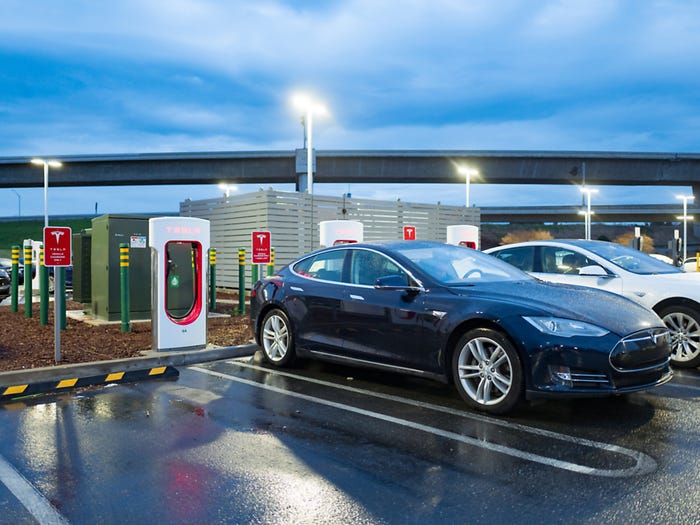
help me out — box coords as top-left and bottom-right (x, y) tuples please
(51, 230), (65, 244)
(256, 234), (267, 245)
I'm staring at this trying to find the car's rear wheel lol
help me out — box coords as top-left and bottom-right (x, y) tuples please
(260, 309), (295, 366)
(659, 305), (700, 368)
(452, 328), (523, 414)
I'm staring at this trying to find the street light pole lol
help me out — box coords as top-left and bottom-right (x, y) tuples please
(458, 167), (479, 208)
(580, 187), (598, 240)
(306, 109), (314, 195)
(31, 158), (62, 227)
(677, 194), (695, 262)
(292, 94), (327, 195)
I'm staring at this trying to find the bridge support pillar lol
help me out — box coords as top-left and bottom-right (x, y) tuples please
(295, 148), (315, 193)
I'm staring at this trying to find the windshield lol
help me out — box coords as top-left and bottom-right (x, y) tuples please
(583, 242), (683, 275)
(395, 243), (532, 284)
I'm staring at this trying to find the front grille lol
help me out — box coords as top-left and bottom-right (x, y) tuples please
(570, 371), (610, 386)
(610, 329), (671, 372)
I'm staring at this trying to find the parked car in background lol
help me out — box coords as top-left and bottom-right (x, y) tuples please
(48, 266), (73, 291)
(486, 239), (700, 368)
(250, 240), (672, 414)
(0, 257), (72, 292)
(0, 269), (10, 299)
(0, 257), (25, 286)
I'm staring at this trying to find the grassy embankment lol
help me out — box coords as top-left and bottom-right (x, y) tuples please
(0, 219), (92, 258)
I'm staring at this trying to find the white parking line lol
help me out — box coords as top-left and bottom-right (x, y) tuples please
(227, 360), (660, 459)
(0, 454), (69, 525)
(191, 365), (656, 478)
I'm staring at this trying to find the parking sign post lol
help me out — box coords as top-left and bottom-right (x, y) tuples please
(44, 226), (72, 362)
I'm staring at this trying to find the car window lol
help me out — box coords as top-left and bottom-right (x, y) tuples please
(400, 244), (529, 284)
(292, 250), (346, 282)
(492, 246), (535, 272)
(583, 242), (681, 275)
(540, 247), (601, 274)
(348, 249), (408, 286)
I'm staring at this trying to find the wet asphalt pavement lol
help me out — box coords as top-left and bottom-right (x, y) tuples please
(0, 354), (698, 525)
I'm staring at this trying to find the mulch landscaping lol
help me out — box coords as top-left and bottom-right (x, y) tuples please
(0, 296), (254, 372)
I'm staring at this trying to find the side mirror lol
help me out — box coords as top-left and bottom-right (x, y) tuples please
(578, 265), (610, 277)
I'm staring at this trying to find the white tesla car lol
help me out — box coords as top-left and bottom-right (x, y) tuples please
(485, 239), (700, 368)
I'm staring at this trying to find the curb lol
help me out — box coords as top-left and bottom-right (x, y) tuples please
(0, 343), (259, 401)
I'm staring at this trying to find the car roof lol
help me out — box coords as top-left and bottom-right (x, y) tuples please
(488, 239), (608, 250)
(321, 239), (448, 251)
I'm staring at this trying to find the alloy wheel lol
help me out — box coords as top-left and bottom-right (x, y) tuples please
(262, 313), (290, 362)
(457, 336), (513, 406)
(663, 311), (700, 365)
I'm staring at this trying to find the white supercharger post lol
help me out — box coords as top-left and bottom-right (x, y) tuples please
(149, 217), (210, 352)
(319, 220), (363, 247)
(446, 225), (480, 249)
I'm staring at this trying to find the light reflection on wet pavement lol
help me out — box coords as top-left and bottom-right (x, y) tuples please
(0, 359), (697, 525)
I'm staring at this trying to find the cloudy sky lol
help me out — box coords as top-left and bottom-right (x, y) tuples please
(1, 0), (699, 217)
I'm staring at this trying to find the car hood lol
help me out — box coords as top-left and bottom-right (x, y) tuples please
(641, 270), (700, 286)
(447, 280), (663, 336)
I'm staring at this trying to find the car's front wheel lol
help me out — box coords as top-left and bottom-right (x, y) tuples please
(452, 328), (523, 414)
(259, 309), (296, 366)
(659, 304), (700, 368)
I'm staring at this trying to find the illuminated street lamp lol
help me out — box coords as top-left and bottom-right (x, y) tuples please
(676, 194), (695, 262)
(218, 183), (238, 198)
(31, 158), (62, 227)
(292, 93), (328, 195)
(458, 167), (479, 208)
(580, 186), (598, 240)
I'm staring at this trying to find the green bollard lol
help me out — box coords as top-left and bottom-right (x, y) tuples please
(10, 245), (19, 313)
(40, 244), (49, 325)
(238, 248), (246, 315)
(267, 247), (275, 277)
(209, 248), (217, 311)
(120, 243), (131, 333)
(23, 244), (32, 318)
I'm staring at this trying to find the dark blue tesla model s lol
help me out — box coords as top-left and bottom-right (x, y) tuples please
(250, 241), (672, 414)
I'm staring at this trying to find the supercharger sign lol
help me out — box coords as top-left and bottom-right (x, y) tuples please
(149, 217), (210, 352)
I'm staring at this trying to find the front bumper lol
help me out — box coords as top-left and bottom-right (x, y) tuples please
(525, 328), (672, 399)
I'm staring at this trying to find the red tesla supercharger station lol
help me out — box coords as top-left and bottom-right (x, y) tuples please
(149, 217), (210, 351)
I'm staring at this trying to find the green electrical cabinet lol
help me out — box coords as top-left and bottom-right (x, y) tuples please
(90, 215), (152, 321)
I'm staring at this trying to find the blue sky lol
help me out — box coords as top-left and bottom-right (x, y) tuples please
(1, 0), (699, 218)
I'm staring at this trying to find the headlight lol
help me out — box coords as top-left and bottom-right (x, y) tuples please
(522, 316), (609, 338)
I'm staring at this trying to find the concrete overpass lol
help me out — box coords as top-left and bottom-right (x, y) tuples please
(480, 203), (700, 224)
(1, 150), (699, 196)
